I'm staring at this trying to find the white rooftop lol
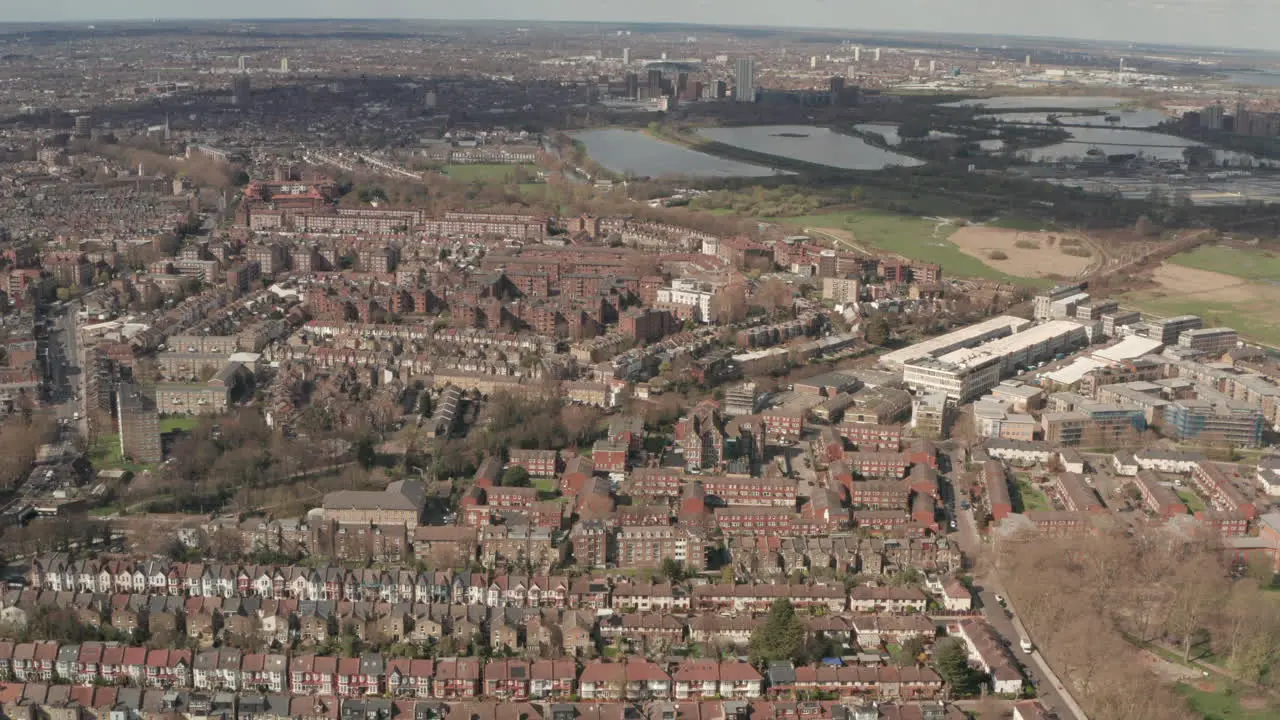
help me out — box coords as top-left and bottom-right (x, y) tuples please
(1043, 357), (1107, 385)
(1093, 336), (1163, 363)
(882, 315), (1029, 369)
(936, 321), (1084, 371)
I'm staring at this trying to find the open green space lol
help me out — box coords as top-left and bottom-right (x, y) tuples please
(1122, 244), (1280, 347)
(160, 416), (198, 433)
(1177, 488), (1207, 513)
(1178, 680), (1278, 720)
(441, 164), (537, 183)
(90, 433), (158, 473)
(89, 433), (124, 468)
(1012, 477), (1052, 512)
(533, 477), (558, 493)
(988, 215), (1059, 232)
(1120, 294), (1280, 348)
(770, 210), (1047, 285)
(1169, 245), (1280, 282)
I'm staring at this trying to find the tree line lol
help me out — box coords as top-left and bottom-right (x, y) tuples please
(998, 526), (1280, 720)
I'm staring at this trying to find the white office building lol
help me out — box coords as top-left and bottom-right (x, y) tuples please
(903, 321), (1089, 402)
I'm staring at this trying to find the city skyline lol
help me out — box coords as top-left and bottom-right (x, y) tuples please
(6, 0), (1280, 53)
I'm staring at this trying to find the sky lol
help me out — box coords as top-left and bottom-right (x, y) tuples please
(4, 0), (1279, 52)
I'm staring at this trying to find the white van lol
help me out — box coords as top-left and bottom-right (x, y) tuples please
(1020, 637), (1034, 654)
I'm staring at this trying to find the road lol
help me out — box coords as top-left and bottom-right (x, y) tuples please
(47, 304), (88, 438)
(945, 444), (1087, 720)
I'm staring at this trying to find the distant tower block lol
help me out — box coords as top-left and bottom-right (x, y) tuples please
(810, 56), (817, 69)
(73, 115), (92, 138)
(232, 73), (251, 106)
(622, 47), (630, 65)
(929, 60), (937, 73)
(1025, 55), (1032, 67)
(853, 47), (861, 63)
(238, 55), (248, 72)
(280, 57), (289, 73)
(873, 48), (881, 62)
(424, 91), (438, 109)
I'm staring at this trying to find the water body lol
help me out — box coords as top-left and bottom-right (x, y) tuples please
(572, 128), (781, 178)
(1221, 70), (1280, 88)
(854, 123), (959, 147)
(1021, 126), (1255, 164)
(943, 95), (1132, 110)
(981, 109), (1169, 128)
(696, 125), (924, 170)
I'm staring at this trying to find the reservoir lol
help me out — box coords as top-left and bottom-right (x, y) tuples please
(696, 125), (924, 170)
(943, 95), (1132, 110)
(571, 128), (781, 178)
(981, 109), (1169, 128)
(854, 123), (959, 146)
(1020, 126), (1256, 164)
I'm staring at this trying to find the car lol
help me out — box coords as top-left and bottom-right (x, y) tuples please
(1020, 638), (1034, 654)
(994, 594), (1006, 605)
(949, 520), (958, 530)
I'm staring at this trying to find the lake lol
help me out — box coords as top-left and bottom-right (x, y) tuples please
(696, 125), (924, 170)
(943, 95), (1132, 110)
(572, 128), (781, 178)
(1222, 70), (1280, 88)
(1020, 126), (1255, 164)
(981, 108), (1169, 128)
(854, 123), (959, 146)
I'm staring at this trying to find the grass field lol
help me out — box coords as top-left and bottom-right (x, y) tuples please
(1169, 245), (1280, 282)
(1013, 476), (1053, 512)
(90, 433), (159, 473)
(442, 164), (537, 183)
(771, 210), (1048, 285)
(90, 433), (123, 468)
(1123, 252), (1280, 348)
(988, 215), (1059, 232)
(160, 416), (198, 433)
(1122, 293), (1280, 348)
(1178, 680), (1278, 720)
(1177, 488), (1207, 513)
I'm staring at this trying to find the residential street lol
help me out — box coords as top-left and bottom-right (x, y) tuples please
(947, 445), (1087, 720)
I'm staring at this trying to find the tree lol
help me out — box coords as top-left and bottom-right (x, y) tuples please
(710, 283), (748, 324)
(660, 558), (686, 583)
(894, 636), (928, 666)
(354, 436), (377, 469)
(502, 466), (531, 488)
(932, 637), (981, 696)
(418, 392), (433, 417)
(1133, 215), (1160, 237)
(865, 314), (892, 346)
(1182, 145), (1215, 169)
(749, 599), (805, 665)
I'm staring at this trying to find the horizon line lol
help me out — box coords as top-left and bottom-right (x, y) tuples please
(0, 16), (1272, 56)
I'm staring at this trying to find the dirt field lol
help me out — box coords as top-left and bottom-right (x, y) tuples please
(951, 226), (1094, 279)
(1124, 262), (1280, 347)
(1148, 264), (1258, 303)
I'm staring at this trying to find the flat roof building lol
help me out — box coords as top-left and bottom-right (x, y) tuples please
(117, 383), (162, 464)
(881, 315), (1030, 371)
(903, 321), (1088, 402)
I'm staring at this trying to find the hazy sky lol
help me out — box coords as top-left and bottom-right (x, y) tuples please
(4, 0), (1278, 51)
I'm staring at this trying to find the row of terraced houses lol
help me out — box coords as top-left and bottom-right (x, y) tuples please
(0, 645), (949, 702)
